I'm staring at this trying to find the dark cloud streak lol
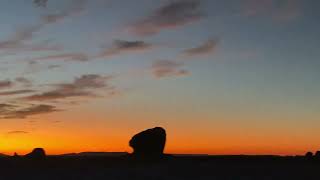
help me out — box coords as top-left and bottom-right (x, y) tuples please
(24, 74), (116, 101)
(100, 40), (153, 57)
(6, 131), (29, 135)
(0, 103), (58, 119)
(0, 0), (88, 54)
(0, 90), (35, 96)
(129, 0), (204, 36)
(183, 39), (218, 56)
(15, 77), (33, 87)
(28, 53), (89, 62)
(3, 104), (59, 119)
(151, 60), (189, 78)
(33, 0), (48, 8)
(0, 80), (13, 89)
(41, 0), (87, 24)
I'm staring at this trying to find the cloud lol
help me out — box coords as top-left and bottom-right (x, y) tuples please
(0, 26), (61, 54)
(33, 0), (48, 8)
(0, 90), (35, 96)
(48, 65), (61, 69)
(0, 103), (58, 119)
(0, 25), (42, 50)
(41, 0), (87, 24)
(2, 104), (59, 119)
(22, 60), (64, 75)
(0, 104), (13, 108)
(29, 53), (89, 62)
(15, 77), (33, 87)
(6, 131), (29, 135)
(128, 0), (204, 36)
(16, 40), (63, 52)
(24, 74), (116, 101)
(0, 80), (13, 89)
(242, 0), (301, 22)
(151, 60), (189, 78)
(0, 0), (87, 54)
(183, 39), (218, 56)
(100, 40), (153, 57)
(0, 78), (32, 93)
(0, 104), (16, 114)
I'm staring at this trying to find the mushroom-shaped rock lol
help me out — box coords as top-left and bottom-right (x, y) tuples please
(25, 148), (46, 159)
(129, 127), (166, 158)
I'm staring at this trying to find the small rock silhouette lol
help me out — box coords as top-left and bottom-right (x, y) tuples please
(305, 151), (313, 158)
(25, 148), (46, 159)
(129, 127), (166, 158)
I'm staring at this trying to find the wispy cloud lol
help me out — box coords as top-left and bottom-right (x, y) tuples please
(0, 104), (16, 114)
(22, 60), (63, 75)
(48, 65), (61, 69)
(24, 74), (116, 101)
(33, 0), (48, 8)
(41, 0), (87, 24)
(128, 0), (205, 36)
(28, 53), (89, 62)
(0, 90), (35, 96)
(183, 39), (218, 56)
(151, 60), (189, 78)
(0, 75), (118, 119)
(0, 80), (13, 89)
(0, 78), (33, 92)
(0, 26), (61, 55)
(0, 25), (42, 50)
(0, 0), (88, 54)
(0, 78), (34, 98)
(2, 104), (59, 119)
(100, 40), (153, 57)
(242, 0), (301, 22)
(15, 77), (33, 87)
(15, 40), (63, 52)
(6, 131), (29, 135)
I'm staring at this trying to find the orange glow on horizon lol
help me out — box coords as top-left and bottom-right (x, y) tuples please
(1, 107), (318, 157)
(1, 131), (316, 156)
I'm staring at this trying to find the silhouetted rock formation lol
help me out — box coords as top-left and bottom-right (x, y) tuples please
(305, 151), (313, 158)
(25, 148), (46, 159)
(11, 152), (21, 159)
(129, 127), (166, 158)
(315, 151), (320, 158)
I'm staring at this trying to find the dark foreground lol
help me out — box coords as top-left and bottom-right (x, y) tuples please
(1, 155), (320, 180)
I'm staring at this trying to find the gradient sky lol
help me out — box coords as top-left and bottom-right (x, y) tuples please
(0, 0), (319, 155)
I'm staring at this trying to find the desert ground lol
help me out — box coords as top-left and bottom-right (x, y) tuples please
(1, 155), (319, 180)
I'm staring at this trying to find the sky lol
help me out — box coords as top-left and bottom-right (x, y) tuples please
(0, 0), (319, 155)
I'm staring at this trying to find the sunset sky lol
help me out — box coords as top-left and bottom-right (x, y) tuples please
(0, 0), (319, 155)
